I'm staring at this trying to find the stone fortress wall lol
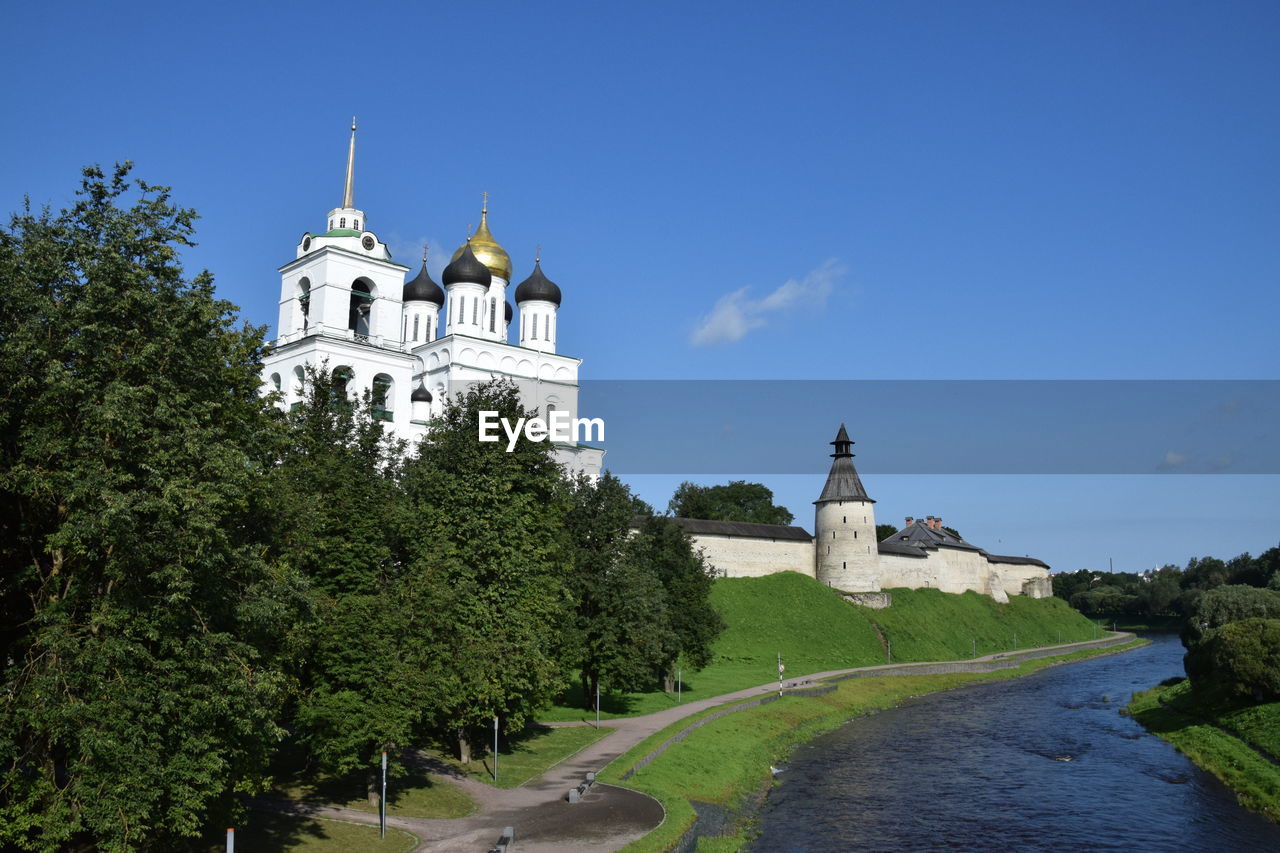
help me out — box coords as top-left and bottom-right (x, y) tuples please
(665, 427), (1053, 603)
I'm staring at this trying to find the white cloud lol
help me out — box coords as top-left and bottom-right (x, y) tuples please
(1158, 450), (1189, 470)
(690, 259), (844, 347)
(386, 234), (452, 277)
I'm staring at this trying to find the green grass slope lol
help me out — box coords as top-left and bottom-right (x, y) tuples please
(543, 571), (1100, 721)
(866, 587), (1101, 661)
(1128, 679), (1280, 820)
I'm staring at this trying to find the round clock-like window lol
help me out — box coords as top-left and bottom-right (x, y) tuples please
(302, 236), (312, 251)
(362, 235), (375, 251)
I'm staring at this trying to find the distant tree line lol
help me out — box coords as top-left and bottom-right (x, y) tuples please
(0, 165), (722, 851)
(1054, 550), (1280, 621)
(1056, 549), (1280, 706)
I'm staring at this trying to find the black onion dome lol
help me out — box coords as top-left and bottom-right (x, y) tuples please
(411, 382), (433, 403)
(514, 262), (562, 306)
(504, 301), (513, 323)
(403, 262), (445, 304)
(441, 242), (492, 287)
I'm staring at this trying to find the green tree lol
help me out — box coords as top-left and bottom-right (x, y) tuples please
(668, 480), (794, 525)
(1184, 618), (1280, 701)
(1183, 556), (1231, 590)
(626, 516), (725, 685)
(876, 523), (899, 541)
(401, 380), (573, 762)
(0, 164), (299, 851)
(1182, 585), (1280, 648)
(277, 366), (423, 806)
(564, 473), (676, 705)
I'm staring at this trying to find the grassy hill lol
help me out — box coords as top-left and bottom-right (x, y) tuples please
(543, 571), (1100, 721)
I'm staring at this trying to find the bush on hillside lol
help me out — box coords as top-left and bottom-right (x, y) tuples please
(1185, 618), (1280, 702)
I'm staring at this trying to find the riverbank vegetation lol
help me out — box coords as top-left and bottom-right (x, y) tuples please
(606, 639), (1147, 852)
(1127, 679), (1280, 820)
(1127, 584), (1280, 820)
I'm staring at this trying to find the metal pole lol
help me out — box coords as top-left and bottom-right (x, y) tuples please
(226, 828), (234, 853)
(493, 716), (499, 784)
(972, 637), (976, 658)
(887, 640), (891, 664)
(678, 667), (682, 703)
(777, 652), (783, 696)
(380, 751), (386, 839)
(1014, 633), (1017, 650)
(595, 682), (600, 728)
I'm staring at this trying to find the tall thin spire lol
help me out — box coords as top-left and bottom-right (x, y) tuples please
(342, 117), (357, 209)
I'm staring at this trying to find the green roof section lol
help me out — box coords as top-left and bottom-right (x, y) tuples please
(318, 228), (362, 238)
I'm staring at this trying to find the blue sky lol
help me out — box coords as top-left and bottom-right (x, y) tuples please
(5, 1), (1278, 571)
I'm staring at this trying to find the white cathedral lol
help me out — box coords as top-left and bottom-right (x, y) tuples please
(261, 122), (603, 479)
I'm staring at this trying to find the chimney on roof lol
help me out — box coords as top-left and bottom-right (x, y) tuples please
(905, 516), (913, 527)
(934, 516), (944, 531)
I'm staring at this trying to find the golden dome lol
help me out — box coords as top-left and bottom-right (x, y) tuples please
(450, 200), (511, 282)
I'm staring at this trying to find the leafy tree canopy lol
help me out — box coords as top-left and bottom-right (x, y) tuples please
(400, 380), (573, 760)
(0, 164), (299, 851)
(668, 480), (794, 525)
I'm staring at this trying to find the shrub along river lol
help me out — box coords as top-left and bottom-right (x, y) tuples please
(749, 634), (1280, 851)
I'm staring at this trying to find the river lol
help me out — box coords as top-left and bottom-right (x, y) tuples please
(749, 634), (1280, 851)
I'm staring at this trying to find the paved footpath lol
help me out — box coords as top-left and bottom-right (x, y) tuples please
(254, 633), (1132, 852)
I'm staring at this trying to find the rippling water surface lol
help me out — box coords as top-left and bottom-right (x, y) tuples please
(750, 635), (1280, 852)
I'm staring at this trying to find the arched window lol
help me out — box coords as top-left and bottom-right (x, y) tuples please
(340, 217), (346, 228)
(297, 278), (311, 330)
(532, 314), (539, 339)
(545, 315), (551, 340)
(329, 219), (334, 230)
(412, 315), (420, 342)
(332, 366), (354, 402)
(353, 219), (360, 230)
(270, 373), (281, 393)
(471, 298), (478, 325)
(349, 280), (373, 338)
(489, 298), (496, 333)
(372, 374), (393, 422)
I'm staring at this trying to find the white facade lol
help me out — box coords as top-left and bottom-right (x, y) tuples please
(260, 125), (603, 480)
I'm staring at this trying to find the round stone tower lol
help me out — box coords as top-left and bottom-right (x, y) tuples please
(814, 424), (880, 592)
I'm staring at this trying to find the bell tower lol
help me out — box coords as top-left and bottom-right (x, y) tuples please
(814, 425), (880, 592)
(263, 119), (410, 418)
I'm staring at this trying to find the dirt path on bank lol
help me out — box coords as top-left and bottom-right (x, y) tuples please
(252, 632), (1133, 852)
